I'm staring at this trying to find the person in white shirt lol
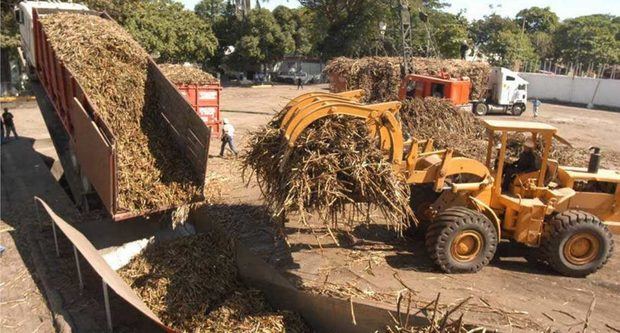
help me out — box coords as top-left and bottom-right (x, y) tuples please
(219, 118), (238, 157)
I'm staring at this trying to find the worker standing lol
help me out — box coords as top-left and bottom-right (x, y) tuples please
(219, 118), (238, 157)
(297, 76), (304, 90)
(460, 40), (469, 60)
(532, 99), (541, 118)
(2, 108), (18, 140)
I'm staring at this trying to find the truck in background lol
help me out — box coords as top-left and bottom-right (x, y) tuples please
(472, 67), (529, 116)
(398, 66), (529, 116)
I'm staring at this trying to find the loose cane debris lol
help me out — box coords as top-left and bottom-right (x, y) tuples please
(119, 233), (311, 332)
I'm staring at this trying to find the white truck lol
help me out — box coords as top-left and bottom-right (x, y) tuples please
(472, 67), (529, 116)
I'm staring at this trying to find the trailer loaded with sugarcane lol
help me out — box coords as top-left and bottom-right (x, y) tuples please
(16, 2), (211, 220)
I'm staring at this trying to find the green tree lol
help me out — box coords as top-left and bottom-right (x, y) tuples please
(1, 0), (21, 92)
(1, 1), (20, 49)
(469, 14), (518, 47)
(272, 6), (312, 55)
(515, 6), (559, 34)
(425, 10), (469, 58)
(122, 0), (218, 63)
(495, 30), (537, 67)
(82, 0), (142, 23)
(529, 31), (554, 59)
(194, 0), (225, 22)
(553, 14), (619, 65)
(230, 8), (291, 69)
(469, 14), (537, 67)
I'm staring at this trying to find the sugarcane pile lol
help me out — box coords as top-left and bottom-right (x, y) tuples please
(399, 98), (488, 160)
(400, 98), (588, 166)
(242, 111), (413, 233)
(40, 13), (203, 214)
(323, 57), (491, 102)
(159, 63), (219, 85)
(118, 232), (310, 332)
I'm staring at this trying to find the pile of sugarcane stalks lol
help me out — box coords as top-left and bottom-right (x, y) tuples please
(323, 57), (491, 102)
(40, 13), (204, 214)
(399, 98), (488, 160)
(159, 63), (219, 85)
(119, 232), (311, 332)
(242, 112), (413, 235)
(400, 98), (589, 166)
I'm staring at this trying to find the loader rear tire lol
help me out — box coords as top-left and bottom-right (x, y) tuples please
(425, 207), (498, 273)
(541, 210), (613, 277)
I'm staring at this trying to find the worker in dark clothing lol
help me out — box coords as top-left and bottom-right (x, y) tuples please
(297, 76), (304, 90)
(2, 108), (18, 139)
(502, 137), (541, 190)
(0, 117), (4, 144)
(460, 40), (469, 60)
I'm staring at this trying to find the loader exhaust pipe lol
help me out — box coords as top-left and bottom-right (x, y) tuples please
(588, 147), (601, 174)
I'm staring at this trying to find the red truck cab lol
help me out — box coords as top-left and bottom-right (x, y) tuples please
(398, 73), (471, 105)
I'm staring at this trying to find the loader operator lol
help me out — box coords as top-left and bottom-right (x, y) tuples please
(502, 137), (541, 190)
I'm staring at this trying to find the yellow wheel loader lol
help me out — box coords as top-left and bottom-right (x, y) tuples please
(280, 90), (619, 277)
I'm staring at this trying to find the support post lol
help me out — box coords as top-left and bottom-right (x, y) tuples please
(73, 245), (84, 290)
(51, 217), (60, 257)
(102, 281), (113, 332)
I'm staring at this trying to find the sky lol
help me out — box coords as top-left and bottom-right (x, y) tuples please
(179, 0), (619, 21)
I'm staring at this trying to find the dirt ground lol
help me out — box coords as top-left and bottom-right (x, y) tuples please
(2, 83), (620, 332)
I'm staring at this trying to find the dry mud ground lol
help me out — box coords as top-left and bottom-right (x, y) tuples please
(2, 83), (619, 332)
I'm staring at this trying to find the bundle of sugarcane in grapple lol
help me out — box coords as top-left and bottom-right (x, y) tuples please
(242, 90), (414, 236)
(245, 89), (619, 278)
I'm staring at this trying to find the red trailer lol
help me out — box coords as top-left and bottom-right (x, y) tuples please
(31, 8), (211, 221)
(176, 84), (222, 138)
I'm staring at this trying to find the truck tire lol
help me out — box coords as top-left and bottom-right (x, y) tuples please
(407, 185), (441, 238)
(473, 103), (488, 116)
(540, 210), (613, 277)
(511, 103), (525, 116)
(425, 207), (498, 273)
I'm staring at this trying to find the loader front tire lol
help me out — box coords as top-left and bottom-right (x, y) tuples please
(407, 185), (441, 238)
(541, 210), (613, 277)
(425, 207), (498, 273)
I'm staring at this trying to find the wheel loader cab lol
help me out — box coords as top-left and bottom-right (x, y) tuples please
(482, 120), (557, 199)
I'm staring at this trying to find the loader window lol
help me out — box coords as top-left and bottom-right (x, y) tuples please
(518, 84), (526, 90)
(431, 83), (445, 98)
(506, 76), (515, 81)
(406, 80), (417, 99)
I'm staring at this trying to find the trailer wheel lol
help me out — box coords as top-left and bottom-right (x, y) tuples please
(425, 207), (498, 273)
(407, 185), (441, 238)
(473, 103), (488, 116)
(511, 103), (525, 116)
(540, 210), (613, 277)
